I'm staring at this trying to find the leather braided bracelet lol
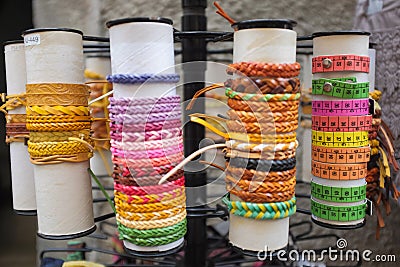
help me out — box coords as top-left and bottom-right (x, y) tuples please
(223, 195), (296, 220)
(26, 115), (91, 123)
(116, 209), (187, 230)
(111, 128), (182, 142)
(227, 109), (298, 123)
(6, 123), (29, 135)
(225, 175), (296, 194)
(112, 153), (183, 168)
(227, 62), (301, 78)
(312, 55), (370, 73)
(312, 145), (370, 164)
(225, 77), (300, 94)
(110, 119), (181, 132)
(111, 145), (183, 160)
(228, 98), (299, 113)
(226, 165), (296, 182)
(226, 119), (298, 134)
(312, 115), (372, 132)
(111, 136), (183, 151)
(27, 121), (91, 132)
(115, 193), (186, 212)
(117, 219), (186, 239)
(227, 156), (296, 172)
(27, 140), (91, 157)
(108, 102), (180, 115)
(114, 188), (185, 205)
(114, 177), (184, 196)
(107, 73), (180, 84)
(226, 88), (301, 102)
(227, 183), (295, 203)
(114, 163), (177, 178)
(26, 105), (89, 116)
(312, 77), (369, 99)
(225, 148), (296, 160)
(226, 139), (298, 153)
(114, 169), (184, 187)
(229, 131), (296, 144)
(109, 111), (181, 124)
(109, 95), (180, 106)
(118, 206), (185, 221)
(29, 130), (90, 142)
(311, 160), (367, 180)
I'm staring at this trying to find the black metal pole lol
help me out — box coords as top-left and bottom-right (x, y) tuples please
(181, 0), (208, 266)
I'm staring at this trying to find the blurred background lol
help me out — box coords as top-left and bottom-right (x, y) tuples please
(0, 0), (399, 266)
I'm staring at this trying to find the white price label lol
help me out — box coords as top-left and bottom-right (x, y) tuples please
(24, 34), (40, 46)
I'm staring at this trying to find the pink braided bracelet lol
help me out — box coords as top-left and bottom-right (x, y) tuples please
(109, 111), (181, 124)
(110, 136), (183, 151)
(110, 120), (182, 132)
(109, 95), (180, 106)
(111, 145), (183, 160)
(114, 176), (185, 196)
(110, 128), (182, 142)
(112, 152), (183, 168)
(108, 102), (181, 115)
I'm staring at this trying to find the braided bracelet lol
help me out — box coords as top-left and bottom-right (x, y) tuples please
(6, 123), (29, 135)
(112, 153), (183, 168)
(114, 177), (184, 196)
(109, 111), (181, 124)
(107, 73), (180, 84)
(108, 102), (180, 115)
(111, 145), (183, 160)
(226, 119), (298, 134)
(226, 165), (296, 182)
(226, 88), (301, 102)
(227, 156), (296, 172)
(110, 128), (182, 142)
(26, 115), (91, 123)
(227, 62), (301, 78)
(225, 147), (296, 161)
(229, 132), (297, 144)
(227, 109), (298, 123)
(118, 206), (185, 221)
(26, 105), (89, 116)
(115, 192), (186, 212)
(117, 219), (186, 239)
(27, 121), (91, 132)
(114, 169), (184, 187)
(225, 175), (296, 194)
(110, 119), (181, 132)
(228, 98), (299, 112)
(227, 184), (295, 203)
(114, 188), (185, 205)
(118, 222), (186, 247)
(225, 77), (300, 94)
(114, 163), (176, 178)
(116, 209), (187, 230)
(226, 139), (298, 153)
(111, 136), (183, 152)
(5, 114), (26, 123)
(109, 95), (180, 106)
(223, 195), (296, 220)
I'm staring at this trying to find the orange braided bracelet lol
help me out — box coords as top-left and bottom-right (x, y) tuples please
(227, 183), (295, 203)
(226, 119), (298, 134)
(227, 109), (298, 123)
(225, 77), (300, 94)
(228, 98), (299, 112)
(226, 165), (296, 182)
(227, 62), (301, 78)
(226, 174), (296, 194)
(225, 148), (296, 160)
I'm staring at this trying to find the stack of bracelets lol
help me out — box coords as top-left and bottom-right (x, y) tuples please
(367, 90), (399, 238)
(2, 93), (28, 144)
(311, 54), (371, 226)
(85, 70), (113, 174)
(25, 83), (93, 164)
(222, 61), (300, 222)
(107, 73), (187, 247)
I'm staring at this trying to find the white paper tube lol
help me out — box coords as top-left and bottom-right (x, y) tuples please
(107, 19), (176, 98)
(85, 56), (113, 177)
(4, 41), (36, 214)
(312, 32), (370, 228)
(368, 48), (376, 92)
(230, 20), (297, 252)
(107, 18), (182, 252)
(23, 28), (95, 237)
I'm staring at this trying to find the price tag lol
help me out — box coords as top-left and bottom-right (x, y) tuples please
(24, 34), (40, 46)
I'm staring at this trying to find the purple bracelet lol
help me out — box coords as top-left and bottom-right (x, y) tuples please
(312, 99), (370, 116)
(110, 128), (182, 142)
(111, 145), (183, 160)
(109, 96), (180, 107)
(107, 73), (180, 84)
(110, 120), (182, 132)
(108, 102), (181, 115)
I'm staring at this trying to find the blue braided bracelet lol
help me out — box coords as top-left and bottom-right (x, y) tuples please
(107, 73), (180, 84)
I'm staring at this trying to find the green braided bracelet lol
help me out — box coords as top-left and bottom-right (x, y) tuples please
(225, 87), (301, 102)
(117, 219), (186, 239)
(118, 220), (187, 246)
(222, 195), (296, 220)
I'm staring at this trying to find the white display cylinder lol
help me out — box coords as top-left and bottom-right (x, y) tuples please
(107, 18), (176, 98)
(107, 18), (183, 252)
(229, 20), (297, 252)
(311, 31), (370, 228)
(23, 28), (95, 238)
(368, 47), (376, 92)
(4, 41), (36, 214)
(85, 56), (113, 177)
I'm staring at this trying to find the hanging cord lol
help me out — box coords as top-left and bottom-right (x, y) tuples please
(213, 1), (236, 25)
(88, 169), (116, 213)
(186, 83), (224, 110)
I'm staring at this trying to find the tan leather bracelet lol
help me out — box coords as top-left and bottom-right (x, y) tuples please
(225, 148), (296, 160)
(226, 174), (296, 194)
(225, 77), (300, 94)
(227, 62), (301, 78)
(227, 109), (298, 123)
(26, 83), (89, 95)
(227, 183), (295, 203)
(26, 94), (88, 106)
(226, 119), (298, 134)
(226, 165), (296, 182)
(228, 98), (299, 112)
